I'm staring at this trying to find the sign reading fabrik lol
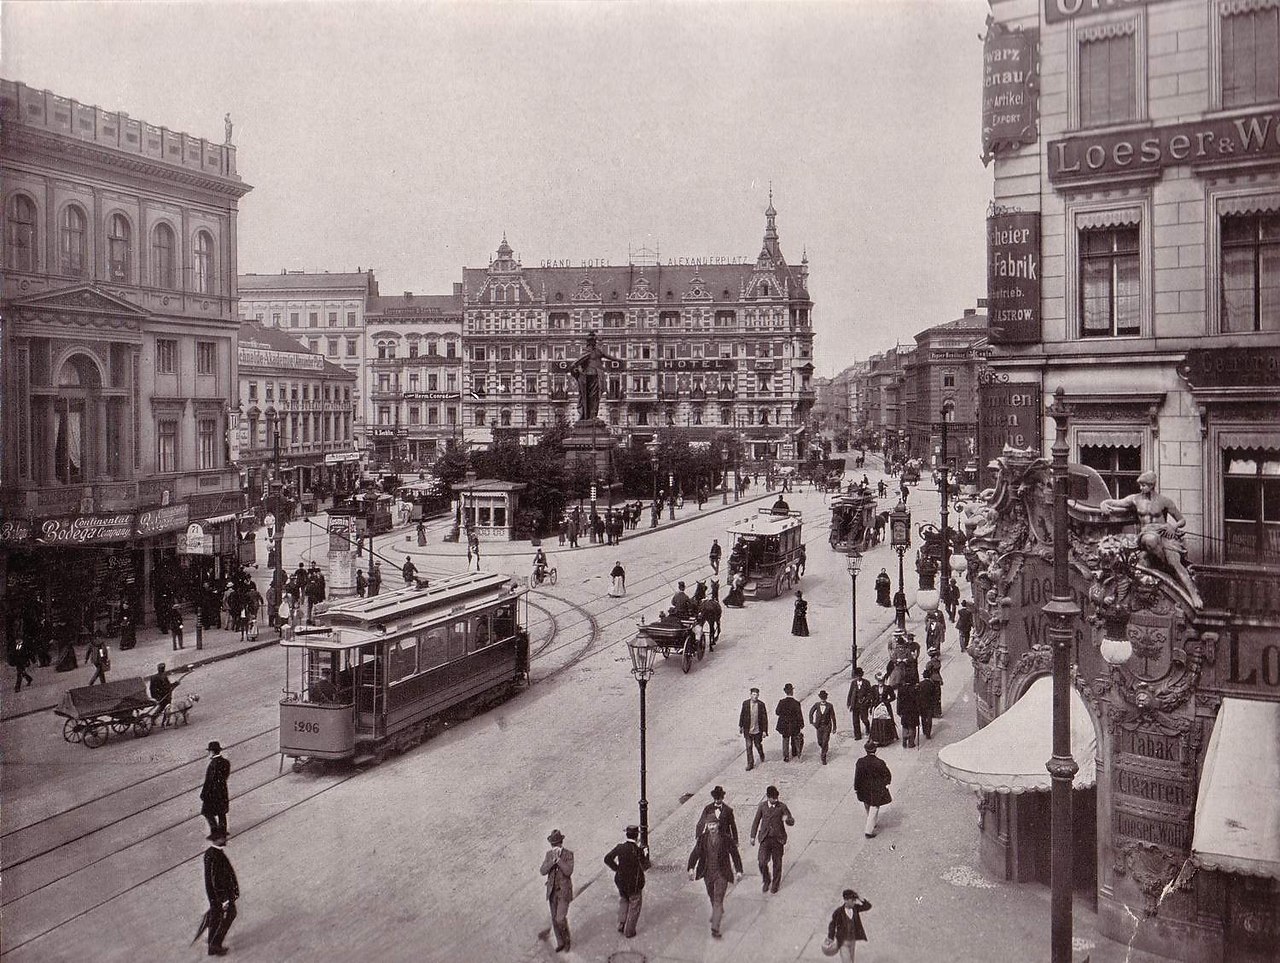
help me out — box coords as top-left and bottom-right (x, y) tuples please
(1050, 110), (1280, 182)
(981, 22), (1039, 164)
(987, 212), (1041, 344)
(977, 383), (1043, 489)
(38, 512), (135, 544)
(1044, 0), (1174, 24)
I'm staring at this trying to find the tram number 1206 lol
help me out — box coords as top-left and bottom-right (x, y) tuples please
(294, 720), (321, 734)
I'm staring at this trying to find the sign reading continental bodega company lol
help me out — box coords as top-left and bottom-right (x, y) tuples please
(987, 212), (1041, 344)
(1044, 0), (1174, 25)
(1049, 110), (1280, 182)
(981, 22), (1039, 164)
(38, 513), (136, 544)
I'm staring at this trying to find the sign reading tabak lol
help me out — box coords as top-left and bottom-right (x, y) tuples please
(987, 212), (1041, 344)
(982, 22), (1039, 164)
(1050, 110), (1280, 183)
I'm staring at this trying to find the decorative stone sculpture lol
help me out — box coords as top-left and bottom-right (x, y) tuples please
(1099, 472), (1201, 609)
(567, 331), (619, 423)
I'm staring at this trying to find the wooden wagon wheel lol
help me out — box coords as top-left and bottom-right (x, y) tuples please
(133, 715), (153, 737)
(83, 723), (108, 749)
(63, 718), (83, 743)
(682, 636), (693, 674)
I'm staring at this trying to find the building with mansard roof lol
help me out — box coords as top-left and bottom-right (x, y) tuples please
(459, 198), (816, 463)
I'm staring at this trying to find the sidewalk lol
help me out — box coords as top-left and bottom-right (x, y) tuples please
(544, 622), (1154, 963)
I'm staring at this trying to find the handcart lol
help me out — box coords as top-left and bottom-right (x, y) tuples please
(635, 615), (707, 674)
(55, 676), (189, 748)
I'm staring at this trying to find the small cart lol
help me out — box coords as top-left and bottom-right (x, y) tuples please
(635, 616), (707, 674)
(56, 677), (171, 748)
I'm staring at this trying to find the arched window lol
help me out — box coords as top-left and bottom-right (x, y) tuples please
(60, 205), (87, 277)
(6, 194), (37, 272)
(107, 213), (131, 281)
(194, 230), (215, 294)
(152, 223), (176, 289)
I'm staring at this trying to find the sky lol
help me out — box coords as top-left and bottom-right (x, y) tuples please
(2, 0), (992, 376)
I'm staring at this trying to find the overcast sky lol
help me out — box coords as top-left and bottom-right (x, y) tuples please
(3, 0), (992, 376)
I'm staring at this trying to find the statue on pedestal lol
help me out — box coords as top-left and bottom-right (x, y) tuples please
(568, 331), (620, 423)
(1100, 471), (1201, 608)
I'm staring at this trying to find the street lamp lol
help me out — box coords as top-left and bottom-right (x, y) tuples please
(938, 399), (955, 597)
(625, 631), (658, 849)
(846, 549), (863, 675)
(889, 501), (911, 631)
(1044, 386), (1081, 963)
(721, 447), (729, 505)
(668, 472), (675, 520)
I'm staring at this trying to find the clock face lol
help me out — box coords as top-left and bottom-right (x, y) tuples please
(891, 521), (909, 547)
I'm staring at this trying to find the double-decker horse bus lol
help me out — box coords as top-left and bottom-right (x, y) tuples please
(726, 508), (804, 600)
(279, 572), (528, 769)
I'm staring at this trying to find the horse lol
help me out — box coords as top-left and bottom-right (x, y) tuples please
(698, 596), (722, 648)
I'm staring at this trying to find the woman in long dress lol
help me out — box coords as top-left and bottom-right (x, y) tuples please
(874, 569), (891, 607)
(609, 562), (626, 597)
(868, 674), (898, 747)
(791, 590), (810, 637)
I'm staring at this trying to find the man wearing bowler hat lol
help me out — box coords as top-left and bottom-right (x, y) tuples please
(603, 824), (649, 938)
(697, 785), (739, 845)
(540, 829), (575, 953)
(201, 741), (231, 839)
(201, 830), (239, 956)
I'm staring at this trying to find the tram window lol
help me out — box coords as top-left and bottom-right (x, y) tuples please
(471, 614), (493, 650)
(493, 604), (515, 640)
(388, 637), (418, 683)
(447, 620), (468, 660)
(419, 628), (448, 671)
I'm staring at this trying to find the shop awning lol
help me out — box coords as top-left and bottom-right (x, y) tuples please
(936, 676), (1097, 794)
(1192, 698), (1280, 879)
(200, 513), (240, 526)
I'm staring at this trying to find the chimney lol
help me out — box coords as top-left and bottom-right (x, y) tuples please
(963, 308), (975, 317)
(404, 291), (413, 301)
(281, 268), (287, 275)
(453, 282), (463, 296)
(976, 297), (989, 309)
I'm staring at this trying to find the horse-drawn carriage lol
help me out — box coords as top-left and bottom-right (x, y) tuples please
(829, 490), (877, 551)
(634, 613), (708, 674)
(901, 459), (923, 485)
(56, 672), (195, 748)
(726, 508), (804, 601)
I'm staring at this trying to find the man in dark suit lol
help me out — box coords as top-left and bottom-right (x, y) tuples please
(808, 690), (838, 765)
(201, 741), (231, 839)
(539, 829), (574, 953)
(603, 824), (649, 938)
(202, 833), (239, 956)
(827, 888), (872, 962)
(775, 683), (805, 761)
(697, 785), (739, 845)
(749, 785), (795, 893)
(687, 816), (743, 939)
(846, 668), (873, 741)
(738, 687), (769, 771)
(854, 742), (893, 838)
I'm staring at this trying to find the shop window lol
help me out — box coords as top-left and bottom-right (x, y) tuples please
(1221, 4), (1280, 108)
(61, 205), (88, 277)
(1080, 445), (1141, 498)
(1221, 213), (1280, 333)
(1223, 449), (1280, 564)
(197, 342), (216, 376)
(6, 193), (37, 271)
(1080, 226), (1140, 337)
(198, 418), (219, 469)
(193, 230), (215, 294)
(158, 419), (178, 472)
(157, 339), (177, 374)
(107, 213), (131, 281)
(1079, 29), (1137, 128)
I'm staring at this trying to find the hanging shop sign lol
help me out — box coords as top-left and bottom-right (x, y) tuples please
(38, 512), (136, 545)
(987, 212), (1041, 344)
(981, 22), (1039, 164)
(978, 382), (1043, 489)
(135, 503), (190, 538)
(180, 522), (212, 555)
(1044, 0), (1173, 25)
(1049, 109), (1280, 183)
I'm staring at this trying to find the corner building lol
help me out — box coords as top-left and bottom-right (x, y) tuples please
(979, 1), (1280, 958)
(460, 201), (816, 459)
(0, 80), (251, 641)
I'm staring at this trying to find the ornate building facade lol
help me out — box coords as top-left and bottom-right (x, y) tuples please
(364, 288), (464, 466)
(0, 79), (251, 639)
(459, 200), (816, 461)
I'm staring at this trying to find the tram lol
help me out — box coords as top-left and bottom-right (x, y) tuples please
(278, 572), (528, 768)
(829, 489), (877, 551)
(726, 508), (804, 600)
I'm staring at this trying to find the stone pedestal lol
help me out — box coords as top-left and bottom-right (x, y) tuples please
(563, 419), (618, 478)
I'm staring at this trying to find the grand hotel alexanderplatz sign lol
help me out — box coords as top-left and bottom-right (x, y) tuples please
(1050, 109), (1280, 183)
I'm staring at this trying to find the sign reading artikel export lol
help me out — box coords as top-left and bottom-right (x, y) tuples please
(987, 211), (1041, 344)
(981, 22), (1039, 165)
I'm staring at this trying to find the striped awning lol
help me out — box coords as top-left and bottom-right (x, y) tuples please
(1076, 429), (1144, 449)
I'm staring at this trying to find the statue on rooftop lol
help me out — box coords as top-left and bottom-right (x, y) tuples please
(1100, 471), (1201, 608)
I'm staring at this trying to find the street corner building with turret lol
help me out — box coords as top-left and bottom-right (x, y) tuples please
(947, 1), (1280, 960)
(457, 196), (818, 465)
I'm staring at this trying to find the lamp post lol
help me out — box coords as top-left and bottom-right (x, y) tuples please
(721, 447), (729, 505)
(625, 631), (658, 849)
(889, 501), (911, 631)
(1044, 386), (1081, 963)
(668, 472), (675, 520)
(847, 548), (863, 675)
(939, 399), (954, 587)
